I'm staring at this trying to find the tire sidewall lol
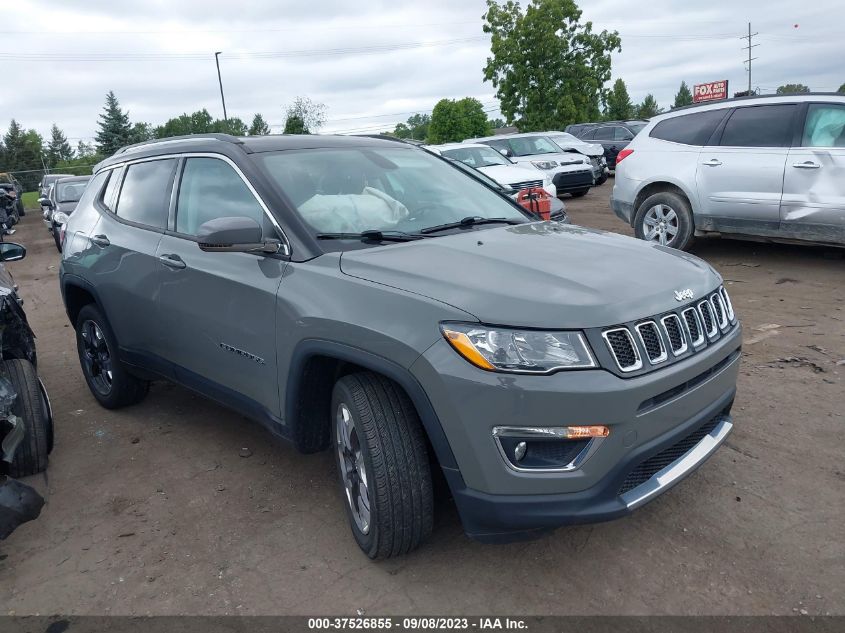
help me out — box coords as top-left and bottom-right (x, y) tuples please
(634, 191), (694, 250)
(330, 380), (379, 557)
(75, 305), (120, 407)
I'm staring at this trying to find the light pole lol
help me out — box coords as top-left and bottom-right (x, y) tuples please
(214, 51), (228, 122)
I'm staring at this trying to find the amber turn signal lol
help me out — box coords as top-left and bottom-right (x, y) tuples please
(442, 329), (495, 370)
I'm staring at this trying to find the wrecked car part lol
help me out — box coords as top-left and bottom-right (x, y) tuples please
(0, 476), (44, 539)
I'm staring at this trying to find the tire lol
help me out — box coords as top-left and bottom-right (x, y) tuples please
(633, 191), (695, 250)
(571, 189), (589, 198)
(3, 359), (50, 477)
(331, 372), (433, 559)
(17, 199), (25, 217)
(596, 174), (608, 186)
(52, 226), (62, 253)
(75, 304), (149, 409)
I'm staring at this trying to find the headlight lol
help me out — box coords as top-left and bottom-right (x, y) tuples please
(531, 160), (558, 170)
(441, 323), (596, 373)
(53, 211), (69, 224)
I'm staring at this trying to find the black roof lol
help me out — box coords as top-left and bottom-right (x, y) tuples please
(97, 133), (410, 171)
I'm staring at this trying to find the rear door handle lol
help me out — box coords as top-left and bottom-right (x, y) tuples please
(793, 161), (821, 169)
(91, 234), (110, 247)
(158, 254), (186, 269)
(702, 159), (722, 167)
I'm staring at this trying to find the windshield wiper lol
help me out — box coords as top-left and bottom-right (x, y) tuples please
(316, 230), (423, 243)
(419, 216), (523, 235)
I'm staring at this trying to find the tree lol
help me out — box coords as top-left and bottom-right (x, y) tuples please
(605, 78), (633, 120)
(673, 81), (693, 108)
(635, 94), (663, 118)
(488, 117), (507, 130)
(839, 83), (845, 94)
(128, 122), (154, 145)
(95, 91), (133, 156)
(2, 121), (44, 190)
(428, 97), (492, 144)
(394, 113), (430, 141)
(45, 124), (74, 166)
(214, 117), (248, 136)
(282, 97), (327, 135)
(76, 141), (96, 159)
(776, 83), (810, 94)
(155, 109), (215, 138)
(483, 0), (620, 131)
(249, 113), (271, 136)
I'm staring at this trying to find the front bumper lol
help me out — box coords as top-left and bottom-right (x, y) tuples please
(410, 324), (741, 541)
(553, 168), (593, 192)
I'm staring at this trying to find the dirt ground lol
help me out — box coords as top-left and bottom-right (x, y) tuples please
(1, 187), (843, 616)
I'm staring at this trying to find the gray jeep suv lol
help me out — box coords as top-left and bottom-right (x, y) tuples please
(60, 134), (741, 558)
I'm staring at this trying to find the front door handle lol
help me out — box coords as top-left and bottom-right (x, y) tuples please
(702, 159), (722, 167)
(158, 254), (186, 269)
(91, 234), (110, 247)
(793, 161), (821, 169)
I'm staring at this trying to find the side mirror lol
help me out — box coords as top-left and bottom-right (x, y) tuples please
(38, 198), (52, 208)
(497, 147), (513, 157)
(197, 216), (283, 255)
(0, 242), (26, 262)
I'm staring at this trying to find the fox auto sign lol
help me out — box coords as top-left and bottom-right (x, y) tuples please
(693, 80), (729, 103)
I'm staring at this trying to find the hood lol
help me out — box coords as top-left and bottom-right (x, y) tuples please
(340, 223), (721, 329)
(551, 139), (604, 157)
(477, 164), (546, 187)
(56, 201), (79, 214)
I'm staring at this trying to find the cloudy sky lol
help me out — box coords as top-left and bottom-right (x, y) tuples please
(3, 0), (843, 145)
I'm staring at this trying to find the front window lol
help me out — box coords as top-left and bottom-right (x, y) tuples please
(802, 103), (845, 147)
(506, 136), (560, 157)
(257, 147), (526, 235)
(440, 146), (511, 168)
(56, 181), (88, 203)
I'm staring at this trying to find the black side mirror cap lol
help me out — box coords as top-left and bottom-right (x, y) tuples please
(196, 216), (285, 255)
(0, 242), (26, 262)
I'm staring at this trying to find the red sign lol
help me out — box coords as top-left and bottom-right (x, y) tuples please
(693, 80), (729, 103)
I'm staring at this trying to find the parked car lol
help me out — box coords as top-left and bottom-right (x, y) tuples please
(61, 134), (740, 558)
(38, 173), (74, 215)
(439, 154), (568, 222)
(0, 173), (24, 217)
(41, 175), (91, 252)
(426, 143), (557, 198)
(465, 133), (595, 197)
(0, 183), (20, 235)
(0, 241), (53, 539)
(568, 121), (648, 169)
(611, 93), (845, 250)
(532, 131), (608, 185)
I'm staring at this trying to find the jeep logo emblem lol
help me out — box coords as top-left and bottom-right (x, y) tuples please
(674, 289), (694, 302)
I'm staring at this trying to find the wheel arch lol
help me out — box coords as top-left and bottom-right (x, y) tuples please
(632, 179), (697, 228)
(285, 339), (459, 472)
(61, 275), (101, 327)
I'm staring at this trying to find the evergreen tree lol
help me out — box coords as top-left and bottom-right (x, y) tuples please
(282, 97), (327, 135)
(95, 91), (132, 156)
(605, 79), (633, 120)
(673, 81), (693, 108)
(249, 113), (271, 136)
(76, 141), (96, 159)
(635, 94), (663, 118)
(46, 124), (74, 166)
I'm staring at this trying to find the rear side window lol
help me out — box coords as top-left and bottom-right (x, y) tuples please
(650, 110), (727, 145)
(613, 127), (634, 141)
(593, 127), (613, 140)
(115, 159), (176, 229)
(801, 103), (845, 147)
(719, 105), (797, 148)
(579, 128), (595, 140)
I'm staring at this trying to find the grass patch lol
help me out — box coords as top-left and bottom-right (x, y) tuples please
(21, 191), (40, 209)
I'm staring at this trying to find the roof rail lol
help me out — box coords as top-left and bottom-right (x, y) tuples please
(666, 91), (844, 114)
(353, 134), (425, 146)
(114, 133), (245, 156)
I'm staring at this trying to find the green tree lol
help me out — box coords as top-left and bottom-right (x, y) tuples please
(283, 97), (327, 135)
(673, 81), (693, 108)
(95, 91), (133, 156)
(214, 117), (248, 136)
(76, 141), (96, 159)
(128, 122), (154, 145)
(605, 78), (633, 120)
(2, 121), (44, 190)
(483, 0), (620, 130)
(428, 97), (492, 144)
(249, 113), (271, 136)
(155, 109), (215, 138)
(54, 153), (104, 176)
(635, 94), (663, 118)
(488, 117), (507, 130)
(45, 124), (74, 166)
(776, 83), (810, 94)
(838, 83), (845, 94)
(394, 113), (430, 141)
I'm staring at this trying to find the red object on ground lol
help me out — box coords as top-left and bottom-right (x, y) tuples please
(516, 187), (552, 220)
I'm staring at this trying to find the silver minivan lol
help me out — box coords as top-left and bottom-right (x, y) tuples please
(611, 94), (845, 250)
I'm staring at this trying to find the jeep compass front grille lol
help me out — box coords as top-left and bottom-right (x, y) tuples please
(600, 286), (738, 374)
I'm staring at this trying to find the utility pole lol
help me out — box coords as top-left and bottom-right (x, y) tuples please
(214, 51), (228, 122)
(741, 23), (759, 94)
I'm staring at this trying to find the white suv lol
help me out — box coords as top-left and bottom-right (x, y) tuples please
(611, 94), (845, 250)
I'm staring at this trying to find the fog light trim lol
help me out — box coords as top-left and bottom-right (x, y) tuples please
(492, 425), (609, 473)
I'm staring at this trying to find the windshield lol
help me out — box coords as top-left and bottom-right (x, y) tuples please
(257, 147), (526, 236)
(440, 146), (511, 168)
(507, 136), (560, 157)
(56, 181), (88, 202)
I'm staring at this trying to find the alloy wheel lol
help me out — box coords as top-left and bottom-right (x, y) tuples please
(335, 402), (371, 535)
(642, 204), (679, 246)
(80, 320), (113, 395)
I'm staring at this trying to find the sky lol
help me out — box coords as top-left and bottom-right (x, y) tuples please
(2, 0), (843, 146)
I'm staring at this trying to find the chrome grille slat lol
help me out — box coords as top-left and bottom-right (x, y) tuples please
(711, 293), (729, 330)
(602, 328), (642, 372)
(507, 179), (544, 190)
(661, 314), (688, 355)
(635, 321), (668, 364)
(720, 286), (735, 322)
(698, 300), (718, 339)
(681, 307), (705, 347)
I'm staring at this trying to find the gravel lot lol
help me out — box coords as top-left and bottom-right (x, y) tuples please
(1, 187), (843, 615)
